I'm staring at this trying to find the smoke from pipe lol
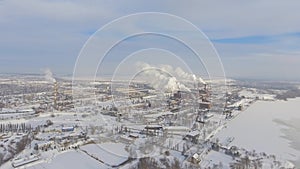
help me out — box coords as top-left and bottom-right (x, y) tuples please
(165, 77), (191, 92)
(44, 68), (56, 83)
(136, 62), (206, 92)
(137, 62), (206, 83)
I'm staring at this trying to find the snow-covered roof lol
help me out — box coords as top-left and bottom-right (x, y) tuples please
(186, 130), (200, 137)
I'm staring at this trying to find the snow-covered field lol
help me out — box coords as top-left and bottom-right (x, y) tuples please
(81, 143), (129, 167)
(200, 151), (233, 168)
(216, 98), (300, 166)
(3, 150), (108, 169)
(1, 143), (128, 169)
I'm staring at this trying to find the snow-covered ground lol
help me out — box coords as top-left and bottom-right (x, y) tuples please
(200, 151), (233, 168)
(0, 150), (108, 169)
(81, 143), (129, 167)
(216, 98), (300, 166)
(2, 75), (299, 168)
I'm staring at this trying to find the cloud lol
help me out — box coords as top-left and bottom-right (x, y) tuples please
(0, 0), (116, 22)
(222, 51), (300, 80)
(166, 0), (300, 38)
(0, 0), (299, 80)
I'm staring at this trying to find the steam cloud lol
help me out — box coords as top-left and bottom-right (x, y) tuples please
(136, 62), (206, 93)
(44, 68), (56, 83)
(174, 67), (206, 85)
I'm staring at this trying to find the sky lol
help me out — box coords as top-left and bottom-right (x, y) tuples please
(0, 0), (300, 80)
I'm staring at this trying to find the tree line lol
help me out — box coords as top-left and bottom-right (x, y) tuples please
(0, 123), (32, 133)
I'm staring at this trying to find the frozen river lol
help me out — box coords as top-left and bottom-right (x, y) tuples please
(216, 98), (300, 167)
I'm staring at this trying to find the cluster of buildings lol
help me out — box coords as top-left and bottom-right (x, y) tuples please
(1, 75), (291, 168)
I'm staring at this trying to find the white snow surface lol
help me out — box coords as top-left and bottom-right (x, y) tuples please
(216, 98), (300, 164)
(201, 151), (233, 169)
(26, 151), (108, 169)
(81, 143), (129, 167)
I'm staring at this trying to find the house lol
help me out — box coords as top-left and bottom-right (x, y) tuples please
(119, 135), (134, 143)
(62, 126), (74, 132)
(211, 142), (220, 151)
(12, 155), (39, 168)
(190, 153), (201, 164)
(184, 130), (200, 143)
(129, 133), (139, 139)
(199, 101), (212, 109)
(36, 141), (54, 151)
(145, 125), (163, 136)
(225, 146), (240, 157)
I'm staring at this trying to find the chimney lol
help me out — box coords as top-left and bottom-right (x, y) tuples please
(54, 82), (58, 110)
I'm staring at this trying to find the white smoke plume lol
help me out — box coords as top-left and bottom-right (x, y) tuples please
(44, 68), (56, 83)
(166, 77), (178, 92)
(137, 62), (206, 85)
(136, 62), (200, 93)
(198, 77), (206, 85)
(175, 67), (206, 85)
(136, 62), (169, 89)
(192, 74), (197, 81)
(165, 77), (191, 92)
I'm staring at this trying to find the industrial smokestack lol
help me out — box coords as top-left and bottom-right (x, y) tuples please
(43, 68), (58, 110)
(204, 83), (207, 91)
(53, 82), (58, 110)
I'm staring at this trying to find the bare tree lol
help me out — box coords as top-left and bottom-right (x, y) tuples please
(0, 153), (4, 166)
